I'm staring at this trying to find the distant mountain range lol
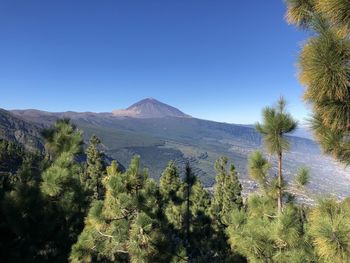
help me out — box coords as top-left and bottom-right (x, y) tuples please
(2, 98), (350, 201)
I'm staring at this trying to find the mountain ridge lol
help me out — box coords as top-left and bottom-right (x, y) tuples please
(4, 98), (350, 199)
(0, 108), (43, 152)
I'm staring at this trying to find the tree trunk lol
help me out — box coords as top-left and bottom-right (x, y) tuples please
(186, 183), (190, 243)
(185, 182), (191, 262)
(277, 152), (283, 214)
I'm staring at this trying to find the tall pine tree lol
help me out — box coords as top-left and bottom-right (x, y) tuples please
(40, 119), (86, 261)
(211, 156), (243, 226)
(256, 97), (297, 214)
(81, 135), (106, 202)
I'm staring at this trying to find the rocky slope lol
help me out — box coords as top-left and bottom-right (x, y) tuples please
(0, 109), (43, 152)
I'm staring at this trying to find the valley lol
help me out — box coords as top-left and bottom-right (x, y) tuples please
(3, 98), (350, 200)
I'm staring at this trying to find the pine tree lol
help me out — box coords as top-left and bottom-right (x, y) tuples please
(1, 120), (87, 262)
(183, 162), (196, 260)
(159, 161), (236, 262)
(209, 157), (245, 262)
(159, 161), (186, 255)
(70, 156), (172, 263)
(0, 139), (41, 195)
(256, 97), (297, 214)
(159, 162), (191, 262)
(248, 151), (271, 189)
(248, 150), (281, 202)
(40, 120), (85, 211)
(81, 135), (106, 202)
(227, 195), (313, 262)
(41, 118), (83, 160)
(286, 0), (350, 164)
(294, 167), (310, 188)
(189, 180), (214, 261)
(233, 150), (317, 262)
(159, 161), (181, 203)
(211, 156), (243, 226)
(224, 164), (243, 215)
(0, 141), (46, 262)
(40, 119), (86, 261)
(210, 157), (227, 225)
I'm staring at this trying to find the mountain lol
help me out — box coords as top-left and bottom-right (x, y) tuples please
(6, 99), (350, 200)
(0, 109), (43, 152)
(112, 98), (191, 118)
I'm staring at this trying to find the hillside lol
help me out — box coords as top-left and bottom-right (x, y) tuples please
(0, 109), (43, 152)
(8, 99), (350, 199)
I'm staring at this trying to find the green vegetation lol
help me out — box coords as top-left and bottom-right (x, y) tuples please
(2, 106), (327, 194)
(1, 2), (350, 260)
(0, 117), (349, 262)
(308, 198), (350, 263)
(81, 135), (106, 201)
(70, 157), (171, 262)
(295, 167), (310, 188)
(256, 97), (297, 214)
(286, 0), (350, 164)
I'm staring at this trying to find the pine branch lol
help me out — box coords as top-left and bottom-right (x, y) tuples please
(96, 229), (129, 254)
(96, 229), (115, 239)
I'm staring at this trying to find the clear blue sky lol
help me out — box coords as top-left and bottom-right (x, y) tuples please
(0, 0), (310, 124)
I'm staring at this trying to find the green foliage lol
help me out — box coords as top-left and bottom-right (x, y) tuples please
(159, 161), (185, 238)
(223, 165), (243, 214)
(295, 167), (310, 187)
(316, 0), (350, 33)
(159, 160), (244, 262)
(41, 120), (82, 202)
(0, 142), (47, 262)
(256, 97), (298, 156)
(211, 156), (243, 225)
(41, 118), (83, 159)
(286, 0), (316, 28)
(286, 0), (350, 165)
(81, 135), (106, 202)
(159, 161), (181, 203)
(248, 151), (282, 203)
(308, 198), (350, 263)
(228, 195), (314, 263)
(2, 118), (350, 263)
(248, 151), (271, 187)
(40, 120), (85, 216)
(0, 139), (42, 195)
(71, 156), (172, 263)
(0, 139), (26, 174)
(256, 97), (298, 214)
(0, 119), (86, 262)
(208, 157), (245, 262)
(39, 119), (86, 261)
(285, 4), (350, 260)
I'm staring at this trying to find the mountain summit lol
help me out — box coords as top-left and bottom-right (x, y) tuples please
(112, 98), (191, 118)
